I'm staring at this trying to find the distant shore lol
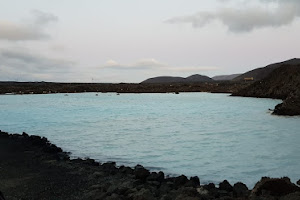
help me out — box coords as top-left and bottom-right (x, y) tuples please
(0, 81), (250, 95)
(1, 81), (300, 116)
(0, 131), (299, 200)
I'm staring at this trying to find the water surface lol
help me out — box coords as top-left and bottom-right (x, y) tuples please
(0, 92), (299, 187)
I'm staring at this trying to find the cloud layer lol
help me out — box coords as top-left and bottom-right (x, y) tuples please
(101, 59), (219, 72)
(167, 0), (300, 32)
(0, 49), (73, 81)
(0, 10), (58, 41)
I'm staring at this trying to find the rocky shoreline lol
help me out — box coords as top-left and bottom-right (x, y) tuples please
(232, 65), (300, 116)
(0, 131), (299, 200)
(0, 81), (250, 95)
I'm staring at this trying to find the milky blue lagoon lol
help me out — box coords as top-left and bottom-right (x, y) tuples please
(0, 93), (299, 187)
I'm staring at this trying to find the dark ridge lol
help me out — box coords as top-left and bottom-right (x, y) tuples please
(140, 76), (185, 83)
(141, 74), (214, 83)
(233, 64), (300, 116)
(185, 74), (214, 82)
(233, 58), (300, 81)
(0, 81), (248, 94)
(212, 74), (241, 81)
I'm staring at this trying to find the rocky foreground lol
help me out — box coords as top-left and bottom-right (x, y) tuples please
(0, 131), (300, 200)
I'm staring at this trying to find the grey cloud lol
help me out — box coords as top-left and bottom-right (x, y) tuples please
(100, 59), (219, 72)
(167, 0), (300, 32)
(0, 10), (58, 41)
(0, 49), (74, 81)
(101, 59), (167, 70)
(0, 21), (48, 40)
(31, 10), (58, 26)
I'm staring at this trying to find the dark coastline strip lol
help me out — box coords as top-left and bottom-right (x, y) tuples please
(0, 131), (299, 200)
(0, 82), (249, 95)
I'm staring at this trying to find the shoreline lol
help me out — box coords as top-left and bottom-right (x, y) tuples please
(0, 81), (249, 95)
(0, 131), (299, 200)
(1, 81), (299, 117)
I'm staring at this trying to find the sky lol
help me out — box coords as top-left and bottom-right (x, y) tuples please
(0, 0), (300, 83)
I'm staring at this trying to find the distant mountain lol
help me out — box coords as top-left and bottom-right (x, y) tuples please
(141, 76), (185, 83)
(233, 58), (300, 81)
(212, 74), (241, 81)
(185, 74), (214, 82)
(141, 74), (214, 83)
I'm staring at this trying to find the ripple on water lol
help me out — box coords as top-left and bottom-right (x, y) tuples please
(0, 93), (299, 188)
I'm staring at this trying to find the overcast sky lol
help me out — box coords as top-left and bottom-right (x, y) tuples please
(1, 0), (300, 82)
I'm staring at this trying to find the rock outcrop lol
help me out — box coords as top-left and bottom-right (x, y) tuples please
(233, 64), (300, 116)
(250, 177), (300, 199)
(233, 58), (300, 82)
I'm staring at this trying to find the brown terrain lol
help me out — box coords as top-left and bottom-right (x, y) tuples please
(233, 64), (300, 116)
(233, 58), (300, 81)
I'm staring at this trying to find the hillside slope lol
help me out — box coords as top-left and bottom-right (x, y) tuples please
(212, 74), (241, 81)
(233, 64), (300, 116)
(233, 58), (300, 81)
(141, 74), (213, 83)
(141, 76), (185, 83)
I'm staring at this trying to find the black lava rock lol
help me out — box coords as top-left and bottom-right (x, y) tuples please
(203, 183), (216, 191)
(233, 182), (249, 197)
(252, 177), (300, 197)
(219, 180), (233, 192)
(146, 171), (165, 182)
(119, 165), (134, 174)
(185, 176), (200, 187)
(0, 191), (5, 200)
(134, 165), (150, 181)
(173, 175), (189, 187)
(0, 131), (9, 138)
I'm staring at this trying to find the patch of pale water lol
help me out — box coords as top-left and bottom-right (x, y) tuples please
(0, 92), (299, 188)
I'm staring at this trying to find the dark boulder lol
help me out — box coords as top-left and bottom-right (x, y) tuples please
(219, 180), (233, 192)
(29, 135), (48, 146)
(0, 131), (9, 138)
(233, 182), (249, 197)
(43, 144), (63, 154)
(159, 182), (174, 194)
(134, 165), (150, 181)
(129, 188), (154, 200)
(0, 191), (5, 200)
(146, 171), (164, 182)
(273, 91), (300, 116)
(119, 165), (134, 174)
(22, 132), (29, 138)
(83, 158), (100, 166)
(185, 176), (200, 188)
(101, 162), (117, 174)
(251, 177), (300, 197)
(175, 187), (201, 199)
(203, 183), (216, 191)
(297, 179), (300, 186)
(173, 175), (189, 187)
(280, 192), (300, 200)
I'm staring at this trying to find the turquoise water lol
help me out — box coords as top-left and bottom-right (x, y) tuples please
(0, 92), (299, 187)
